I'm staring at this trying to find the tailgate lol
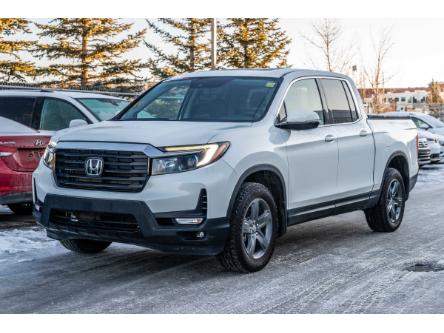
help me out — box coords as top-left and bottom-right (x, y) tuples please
(0, 135), (50, 172)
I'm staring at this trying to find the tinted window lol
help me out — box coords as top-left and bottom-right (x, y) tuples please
(119, 77), (279, 122)
(284, 79), (325, 125)
(322, 79), (355, 124)
(341, 81), (359, 121)
(0, 97), (35, 128)
(40, 99), (88, 131)
(411, 117), (430, 129)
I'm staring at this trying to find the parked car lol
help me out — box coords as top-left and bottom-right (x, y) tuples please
(418, 130), (441, 163)
(418, 137), (431, 166)
(0, 117), (51, 214)
(33, 69), (419, 272)
(0, 90), (129, 133)
(385, 111), (444, 161)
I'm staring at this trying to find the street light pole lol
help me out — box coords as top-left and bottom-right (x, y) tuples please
(211, 18), (217, 69)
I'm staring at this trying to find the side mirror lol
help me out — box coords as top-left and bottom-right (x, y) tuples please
(419, 123), (430, 130)
(276, 110), (320, 130)
(69, 119), (88, 128)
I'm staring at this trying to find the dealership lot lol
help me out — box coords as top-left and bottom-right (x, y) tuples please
(1, 163), (444, 313)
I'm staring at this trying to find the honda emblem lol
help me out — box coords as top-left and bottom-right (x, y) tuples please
(85, 157), (104, 176)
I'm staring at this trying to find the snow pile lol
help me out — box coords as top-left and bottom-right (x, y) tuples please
(0, 205), (11, 214)
(0, 227), (56, 254)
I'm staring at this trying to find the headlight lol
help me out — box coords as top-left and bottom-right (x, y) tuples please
(42, 141), (56, 169)
(151, 142), (230, 175)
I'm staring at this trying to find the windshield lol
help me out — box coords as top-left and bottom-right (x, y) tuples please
(77, 98), (129, 121)
(118, 77), (280, 122)
(421, 114), (444, 128)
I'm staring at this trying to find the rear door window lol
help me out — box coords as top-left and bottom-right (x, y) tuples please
(40, 98), (89, 131)
(321, 79), (357, 124)
(0, 97), (36, 128)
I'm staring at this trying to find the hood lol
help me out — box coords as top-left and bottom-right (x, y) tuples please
(418, 129), (438, 140)
(53, 120), (251, 147)
(429, 127), (444, 137)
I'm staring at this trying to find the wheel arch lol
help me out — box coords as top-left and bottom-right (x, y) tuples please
(227, 164), (288, 237)
(384, 151), (411, 200)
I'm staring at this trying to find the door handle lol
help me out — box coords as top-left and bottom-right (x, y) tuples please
(325, 134), (336, 142)
(360, 130), (369, 137)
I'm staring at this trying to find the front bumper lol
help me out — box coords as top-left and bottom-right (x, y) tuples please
(34, 194), (229, 255)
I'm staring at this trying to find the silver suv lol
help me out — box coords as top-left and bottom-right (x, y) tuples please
(0, 89), (129, 132)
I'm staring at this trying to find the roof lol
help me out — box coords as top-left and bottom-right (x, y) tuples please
(384, 111), (428, 118)
(172, 68), (351, 80)
(0, 90), (124, 99)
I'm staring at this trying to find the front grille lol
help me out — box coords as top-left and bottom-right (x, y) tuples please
(55, 149), (149, 192)
(418, 141), (428, 149)
(50, 208), (140, 233)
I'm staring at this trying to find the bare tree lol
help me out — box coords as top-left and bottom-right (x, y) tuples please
(303, 19), (354, 74)
(364, 28), (394, 113)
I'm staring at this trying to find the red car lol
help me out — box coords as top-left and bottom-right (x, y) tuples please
(0, 117), (50, 214)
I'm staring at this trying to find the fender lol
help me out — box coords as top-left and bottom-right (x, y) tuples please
(226, 164), (288, 236)
(380, 150), (411, 200)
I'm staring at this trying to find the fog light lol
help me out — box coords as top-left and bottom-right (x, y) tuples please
(196, 232), (205, 239)
(175, 217), (204, 225)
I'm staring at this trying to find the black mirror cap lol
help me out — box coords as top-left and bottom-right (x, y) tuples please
(275, 120), (320, 130)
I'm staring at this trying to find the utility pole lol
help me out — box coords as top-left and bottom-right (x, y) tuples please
(211, 18), (217, 69)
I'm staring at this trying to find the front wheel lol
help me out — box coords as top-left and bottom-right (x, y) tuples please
(218, 182), (278, 273)
(60, 239), (111, 254)
(365, 168), (406, 232)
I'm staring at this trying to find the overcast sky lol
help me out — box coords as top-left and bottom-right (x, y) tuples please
(7, 18), (444, 88)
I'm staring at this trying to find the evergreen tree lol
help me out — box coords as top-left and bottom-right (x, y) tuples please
(0, 18), (36, 82)
(35, 19), (146, 90)
(145, 18), (212, 79)
(427, 79), (443, 104)
(219, 18), (290, 69)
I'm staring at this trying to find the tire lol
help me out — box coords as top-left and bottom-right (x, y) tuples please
(60, 239), (111, 254)
(218, 182), (278, 273)
(365, 168), (406, 232)
(7, 202), (33, 215)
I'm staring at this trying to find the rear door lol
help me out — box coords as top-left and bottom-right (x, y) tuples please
(0, 96), (38, 129)
(319, 78), (375, 203)
(37, 98), (90, 131)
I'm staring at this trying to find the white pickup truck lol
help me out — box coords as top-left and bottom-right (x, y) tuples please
(33, 69), (419, 273)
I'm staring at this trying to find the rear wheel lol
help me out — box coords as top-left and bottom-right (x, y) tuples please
(218, 182), (278, 273)
(365, 168), (406, 232)
(7, 202), (33, 215)
(60, 239), (111, 254)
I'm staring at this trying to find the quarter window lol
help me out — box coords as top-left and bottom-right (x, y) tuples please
(321, 79), (357, 124)
(283, 79), (325, 125)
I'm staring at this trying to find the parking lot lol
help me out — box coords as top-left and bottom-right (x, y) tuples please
(0, 163), (443, 314)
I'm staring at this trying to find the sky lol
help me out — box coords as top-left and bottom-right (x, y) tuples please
(4, 18), (444, 88)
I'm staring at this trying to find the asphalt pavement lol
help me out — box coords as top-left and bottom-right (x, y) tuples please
(1, 163), (444, 313)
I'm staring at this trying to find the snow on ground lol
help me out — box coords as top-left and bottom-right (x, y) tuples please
(0, 161), (444, 313)
(0, 227), (57, 255)
(0, 205), (11, 214)
(417, 162), (444, 185)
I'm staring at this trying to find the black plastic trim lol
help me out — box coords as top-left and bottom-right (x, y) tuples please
(35, 194), (229, 256)
(227, 164), (287, 236)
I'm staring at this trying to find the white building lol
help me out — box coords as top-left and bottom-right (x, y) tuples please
(383, 90), (428, 111)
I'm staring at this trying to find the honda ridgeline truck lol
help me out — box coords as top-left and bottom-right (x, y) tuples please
(33, 69), (419, 273)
